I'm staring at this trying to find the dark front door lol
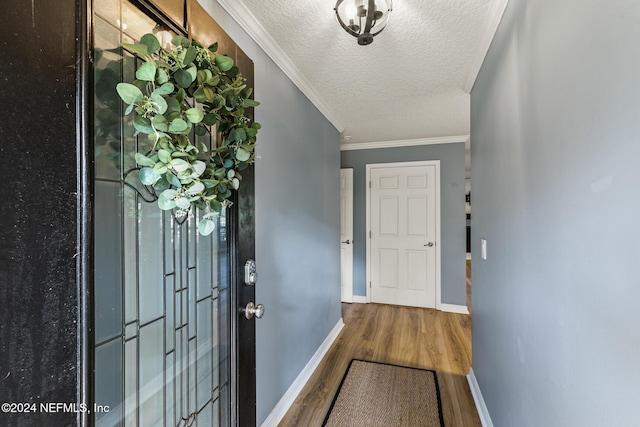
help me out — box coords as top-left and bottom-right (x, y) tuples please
(91, 1), (256, 425)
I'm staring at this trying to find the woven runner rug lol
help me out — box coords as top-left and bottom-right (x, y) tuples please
(323, 360), (445, 427)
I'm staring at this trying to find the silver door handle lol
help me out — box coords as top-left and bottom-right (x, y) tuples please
(424, 242), (434, 247)
(243, 302), (265, 319)
(341, 240), (351, 244)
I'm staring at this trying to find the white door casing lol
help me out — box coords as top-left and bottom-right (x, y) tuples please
(340, 169), (354, 303)
(366, 161), (441, 309)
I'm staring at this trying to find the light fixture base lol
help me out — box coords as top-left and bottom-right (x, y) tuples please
(358, 33), (374, 45)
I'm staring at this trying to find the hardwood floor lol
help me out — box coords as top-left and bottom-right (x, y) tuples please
(278, 303), (481, 426)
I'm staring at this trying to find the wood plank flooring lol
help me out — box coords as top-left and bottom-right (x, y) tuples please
(278, 303), (480, 426)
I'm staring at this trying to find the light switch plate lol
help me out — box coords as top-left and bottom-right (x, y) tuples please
(481, 239), (487, 260)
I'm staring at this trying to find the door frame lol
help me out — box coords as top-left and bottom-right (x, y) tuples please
(340, 168), (354, 303)
(365, 160), (442, 309)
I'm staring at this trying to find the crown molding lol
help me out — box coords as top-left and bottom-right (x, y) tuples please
(216, 0), (346, 132)
(340, 135), (470, 151)
(463, 0), (511, 93)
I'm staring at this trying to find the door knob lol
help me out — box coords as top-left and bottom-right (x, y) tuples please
(341, 239), (351, 244)
(424, 242), (434, 247)
(243, 302), (265, 319)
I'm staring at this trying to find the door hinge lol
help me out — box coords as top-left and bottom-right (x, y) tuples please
(369, 181), (371, 188)
(369, 230), (372, 238)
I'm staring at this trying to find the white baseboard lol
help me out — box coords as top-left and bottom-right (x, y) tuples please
(260, 318), (345, 427)
(440, 303), (470, 314)
(352, 295), (368, 304)
(467, 368), (494, 427)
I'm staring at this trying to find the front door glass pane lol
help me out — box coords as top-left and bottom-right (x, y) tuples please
(93, 2), (231, 425)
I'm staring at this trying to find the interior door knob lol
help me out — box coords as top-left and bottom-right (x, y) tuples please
(341, 239), (351, 244)
(243, 302), (265, 319)
(425, 242), (434, 247)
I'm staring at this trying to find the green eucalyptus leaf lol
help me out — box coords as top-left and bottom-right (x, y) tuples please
(203, 113), (217, 126)
(201, 179), (219, 188)
(186, 181), (205, 195)
(158, 197), (176, 210)
(136, 61), (157, 81)
(223, 158), (234, 169)
(169, 118), (189, 133)
(172, 35), (190, 48)
(183, 46), (197, 66)
(150, 93), (168, 114)
(192, 160), (206, 177)
(227, 169), (235, 179)
(234, 128), (247, 142)
(214, 55), (234, 72)
(198, 218), (216, 236)
(195, 124), (207, 136)
(153, 163), (168, 174)
(122, 42), (148, 57)
(140, 33), (160, 53)
(154, 177), (170, 192)
(165, 96), (181, 114)
(133, 116), (154, 134)
(208, 42), (218, 53)
(156, 68), (169, 84)
(158, 189), (178, 210)
(185, 108), (204, 124)
(170, 158), (191, 172)
(167, 173), (181, 188)
(135, 152), (155, 167)
(125, 103), (135, 115)
(154, 82), (174, 96)
(175, 69), (194, 88)
(242, 98), (260, 108)
(116, 83), (143, 105)
(193, 87), (207, 104)
(140, 167), (160, 185)
(235, 147), (251, 162)
(206, 75), (219, 86)
(151, 114), (168, 132)
(185, 64), (197, 83)
(158, 149), (172, 164)
(232, 177), (240, 190)
(226, 66), (239, 79)
(203, 87), (215, 102)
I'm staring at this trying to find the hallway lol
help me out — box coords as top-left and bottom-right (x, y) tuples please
(279, 303), (480, 426)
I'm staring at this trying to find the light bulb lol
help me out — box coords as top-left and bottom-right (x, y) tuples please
(345, 3), (357, 19)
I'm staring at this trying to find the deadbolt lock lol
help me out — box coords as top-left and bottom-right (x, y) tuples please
(244, 259), (257, 285)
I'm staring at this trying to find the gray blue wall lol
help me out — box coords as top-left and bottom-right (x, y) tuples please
(198, 2), (342, 424)
(471, 0), (640, 425)
(341, 144), (467, 305)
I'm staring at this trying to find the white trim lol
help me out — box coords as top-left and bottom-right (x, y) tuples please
(467, 368), (495, 427)
(260, 319), (345, 427)
(463, 0), (511, 93)
(440, 303), (469, 315)
(352, 295), (368, 304)
(466, 252), (472, 260)
(365, 160), (442, 309)
(340, 168), (354, 303)
(341, 135), (469, 151)
(216, 0), (345, 133)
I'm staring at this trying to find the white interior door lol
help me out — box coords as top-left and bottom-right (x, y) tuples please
(340, 169), (354, 303)
(368, 162), (439, 308)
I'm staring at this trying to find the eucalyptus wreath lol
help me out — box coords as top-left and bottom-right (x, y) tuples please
(116, 33), (260, 235)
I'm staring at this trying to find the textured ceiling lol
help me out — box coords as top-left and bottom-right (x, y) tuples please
(237, 0), (492, 143)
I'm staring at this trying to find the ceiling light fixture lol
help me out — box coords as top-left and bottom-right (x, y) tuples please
(334, 0), (393, 46)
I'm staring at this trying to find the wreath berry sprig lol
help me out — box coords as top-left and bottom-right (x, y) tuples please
(116, 33), (260, 235)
